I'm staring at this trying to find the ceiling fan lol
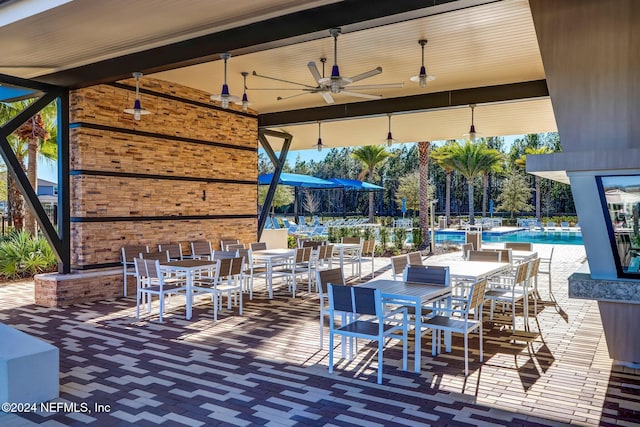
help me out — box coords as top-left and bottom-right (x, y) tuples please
(251, 28), (403, 104)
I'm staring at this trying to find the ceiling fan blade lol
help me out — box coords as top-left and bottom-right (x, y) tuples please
(248, 87), (314, 91)
(339, 90), (382, 100)
(321, 92), (335, 104)
(344, 83), (404, 90)
(252, 71), (316, 89)
(307, 61), (323, 84)
(276, 92), (313, 101)
(348, 67), (382, 83)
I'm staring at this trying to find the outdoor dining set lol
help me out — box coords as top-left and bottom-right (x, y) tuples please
(122, 238), (552, 383)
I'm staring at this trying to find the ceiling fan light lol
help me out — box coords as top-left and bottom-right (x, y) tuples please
(419, 66), (427, 88)
(133, 99), (142, 120)
(468, 125), (477, 141)
(386, 132), (394, 147)
(124, 72), (151, 120)
(241, 93), (249, 112)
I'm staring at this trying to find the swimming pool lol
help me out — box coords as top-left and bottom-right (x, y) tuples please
(434, 229), (583, 245)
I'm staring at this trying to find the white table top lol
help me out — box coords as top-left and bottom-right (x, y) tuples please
(252, 248), (296, 258)
(424, 260), (509, 280)
(510, 250), (538, 262)
(159, 259), (217, 270)
(357, 279), (451, 305)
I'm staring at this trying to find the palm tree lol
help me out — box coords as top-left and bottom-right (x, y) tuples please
(0, 101), (57, 233)
(448, 141), (501, 225)
(478, 145), (504, 216)
(515, 146), (552, 221)
(417, 141), (430, 249)
(431, 141), (458, 226)
(351, 145), (392, 222)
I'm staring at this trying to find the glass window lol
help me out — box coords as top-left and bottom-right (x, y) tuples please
(598, 176), (640, 277)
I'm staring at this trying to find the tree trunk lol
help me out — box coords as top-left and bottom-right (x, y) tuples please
(535, 176), (541, 220)
(25, 136), (38, 236)
(445, 171), (451, 226)
(482, 173), (488, 217)
(468, 179), (475, 225)
(418, 141), (430, 250)
(368, 170), (375, 223)
(8, 175), (24, 231)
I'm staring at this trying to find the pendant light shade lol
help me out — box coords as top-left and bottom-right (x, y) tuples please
(236, 71), (251, 112)
(123, 72), (151, 120)
(210, 53), (240, 109)
(316, 121), (324, 152)
(410, 39), (435, 88)
(464, 104), (482, 141)
(385, 114), (397, 147)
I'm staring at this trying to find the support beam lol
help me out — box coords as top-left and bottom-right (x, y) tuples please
(257, 129), (292, 238)
(259, 80), (549, 127)
(0, 88), (68, 269)
(56, 93), (71, 273)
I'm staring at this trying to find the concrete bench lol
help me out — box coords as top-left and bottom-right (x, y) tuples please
(0, 323), (59, 403)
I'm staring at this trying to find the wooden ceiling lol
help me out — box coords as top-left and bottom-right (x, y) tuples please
(0, 0), (557, 149)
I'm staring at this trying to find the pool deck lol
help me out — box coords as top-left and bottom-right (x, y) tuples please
(0, 244), (638, 426)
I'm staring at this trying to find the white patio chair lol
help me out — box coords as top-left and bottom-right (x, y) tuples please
(316, 267), (346, 350)
(390, 254), (408, 281)
(422, 278), (487, 376)
(485, 261), (528, 331)
(190, 240), (213, 260)
(273, 247), (312, 297)
(135, 257), (187, 323)
(158, 243), (183, 261)
(193, 256), (244, 321)
(121, 244), (149, 297)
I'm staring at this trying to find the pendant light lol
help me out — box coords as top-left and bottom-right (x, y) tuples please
(236, 71), (251, 112)
(315, 121), (324, 152)
(210, 53), (240, 109)
(385, 114), (397, 147)
(123, 72), (151, 120)
(410, 39), (435, 88)
(464, 103), (481, 141)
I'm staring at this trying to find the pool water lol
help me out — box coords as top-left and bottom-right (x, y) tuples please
(434, 229), (583, 245)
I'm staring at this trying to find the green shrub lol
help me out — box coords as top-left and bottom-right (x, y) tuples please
(0, 231), (57, 279)
(379, 227), (390, 251)
(412, 227), (423, 249)
(287, 235), (296, 248)
(394, 228), (407, 250)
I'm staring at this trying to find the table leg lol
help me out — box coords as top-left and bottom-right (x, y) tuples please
(186, 271), (193, 320)
(414, 302), (421, 373)
(267, 259), (273, 299)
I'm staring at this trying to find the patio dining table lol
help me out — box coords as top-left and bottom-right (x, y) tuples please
(510, 250), (538, 263)
(356, 279), (451, 373)
(332, 243), (362, 277)
(423, 260), (510, 282)
(251, 248), (296, 299)
(159, 259), (218, 320)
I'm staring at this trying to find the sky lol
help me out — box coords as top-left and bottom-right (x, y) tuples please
(285, 134), (522, 166)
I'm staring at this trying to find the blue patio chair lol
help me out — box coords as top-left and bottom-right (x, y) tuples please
(327, 284), (408, 384)
(263, 216), (273, 229)
(282, 218), (298, 234)
(272, 217), (282, 229)
(312, 215), (321, 226)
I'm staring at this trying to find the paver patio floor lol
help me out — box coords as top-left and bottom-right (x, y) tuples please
(0, 244), (638, 426)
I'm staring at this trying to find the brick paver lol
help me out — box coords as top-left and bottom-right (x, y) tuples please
(0, 244), (638, 426)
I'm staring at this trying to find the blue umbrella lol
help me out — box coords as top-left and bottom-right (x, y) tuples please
(259, 172), (339, 188)
(0, 86), (39, 103)
(328, 178), (384, 190)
